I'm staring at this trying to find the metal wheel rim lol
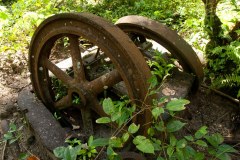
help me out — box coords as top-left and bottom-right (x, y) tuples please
(116, 15), (204, 89)
(29, 12), (152, 134)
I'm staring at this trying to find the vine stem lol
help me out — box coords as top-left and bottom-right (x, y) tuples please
(201, 84), (239, 104)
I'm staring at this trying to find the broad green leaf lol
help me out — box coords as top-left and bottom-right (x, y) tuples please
(152, 138), (161, 151)
(107, 146), (118, 156)
(102, 98), (115, 115)
(176, 139), (187, 149)
(194, 152), (205, 160)
(170, 134), (177, 146)
(151, 107), (164, 120)
(9, 123), (17, 132)
(128, 123), (140, 134)
(217, 144), (237, 153)
(205, 133), (224, 148)
(184, 146), (196, 158)
(155, 121), (165, 132)
(147, 127), (155, 136)
(111, 111), (122, 121)
(3, 132), (13, 141)
(0, 12), (8, 20)
(215, 153), (231, 160)
(148, 74), (158, 89)
(53, 146), (66, 158)
(122, 132), (129, 142)
(91, 138), (109, 147)
(88, 136), (93, 146)
(184, 135), (194, 141)
(96, 117), (111, 124)
(176, 148), (184, 160)
(133, 136), (154, 154)
(64, 147), (74, 160)
(166, 120), (186, 132)
(195, 140), (208, 147)
(167, 146), (174, 157)
(166, 99), (189, 111)
(195, 126), (208, 139)
(109, 137), (123, 148)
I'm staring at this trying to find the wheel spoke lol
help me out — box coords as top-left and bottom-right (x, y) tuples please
(87, 69), (122, 95)
(68, 35), (86, 82)
(45, 59), (74, 87)
(80, 107), (94, 135)
(54, 94), (72, 109)
(88, 97), (107, 117)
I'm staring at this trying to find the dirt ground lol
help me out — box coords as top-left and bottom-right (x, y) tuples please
(0, 51), (240, 160)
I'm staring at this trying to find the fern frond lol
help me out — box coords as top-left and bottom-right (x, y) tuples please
(212, 74), (240, 88)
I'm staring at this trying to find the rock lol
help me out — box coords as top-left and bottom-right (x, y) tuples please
(18, 88), (68, 151)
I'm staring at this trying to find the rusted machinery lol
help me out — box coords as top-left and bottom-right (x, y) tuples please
(29, 12), (203, 159)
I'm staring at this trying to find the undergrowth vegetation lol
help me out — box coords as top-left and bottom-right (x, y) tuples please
(0, 0), (239, 159)
(1, 0), (239, 98)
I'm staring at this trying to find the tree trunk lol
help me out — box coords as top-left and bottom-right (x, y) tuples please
(202, 0), (222, 43)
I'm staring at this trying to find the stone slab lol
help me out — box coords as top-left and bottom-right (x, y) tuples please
(18, 88), (67, 151)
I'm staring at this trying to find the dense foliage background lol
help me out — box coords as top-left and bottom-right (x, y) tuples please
(0, 0), (239, 97)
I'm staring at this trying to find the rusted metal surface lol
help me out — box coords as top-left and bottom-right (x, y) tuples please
(29, 13), (153, 135)
(116, 15), (204, 89)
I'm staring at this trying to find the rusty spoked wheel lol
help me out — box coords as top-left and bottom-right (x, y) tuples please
(116, 15), (204, 89)
(29, 13), (152, 135)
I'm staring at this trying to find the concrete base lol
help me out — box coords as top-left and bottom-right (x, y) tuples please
(18, 87), (68, 151)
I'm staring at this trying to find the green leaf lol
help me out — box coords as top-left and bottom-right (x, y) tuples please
(3, 132), (13, 141)
(91, 138), (109, 147)
(205, 133), (224, 148)
(53, 146), (66, 158)
(176, 139), (187, 149)
(151, 107), (164, 120)
(9, 123), (17, 132)
(147, 127), (155, 136)
(176, 148), (184, 160)
(102, 98), (115, 115)
(133, 136), (154, 154)
(166, 120), (186, 132)
(215, 153), (231, 160)
(166, 99), (189, 111)
(18, 153), (29, 160)
(148, 74), (158, 89)
(96, 117), (111, 124)
(184, 146), (196, 158)
(195, 140), (208, 147)
(157, 157), (165, 160)
(109, 137), (123, 148)
(111, 112), (122, 121)
(88, 136), (93, 146)
(107, 146), (118, 156)
(128, 123), (140, 134)
(53, 146), (78, 160)
(217, 144), (237, 153)
(155, 121), (165, 132)
(0, 12), (8, 20)
(122, 132), (130, 143)
(194, 126), (208, 139)
(170, 134), (177, 146)
(152, 138), (161, 151)
(167, 146), (174, 157)
(184, 135), (194, 142)
(194, 152), (205, 160)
